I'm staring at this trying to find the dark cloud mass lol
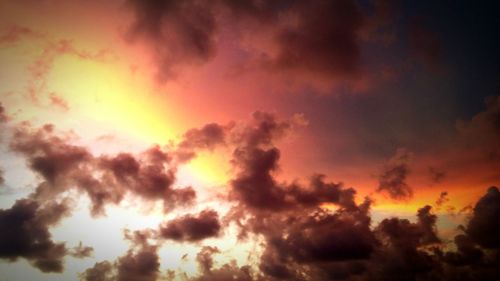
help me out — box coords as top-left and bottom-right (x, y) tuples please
(125, 0), (370, 81)
(466, 186), (500, 249)
(159, 209), (221, 242)
(116, 247), (160, 281)
(126, 0), (218, 80)
(9, 124), (195, 216)
(1, 110), (500, 280)
(272, 0), (364, 77)
(0, 199), (70, 272)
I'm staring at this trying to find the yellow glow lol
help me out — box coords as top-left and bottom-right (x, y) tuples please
(47, 55), (180, 145)
(182, 151), (231, 187)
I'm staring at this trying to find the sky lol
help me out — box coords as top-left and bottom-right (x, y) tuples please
(0, 0), (499, 280)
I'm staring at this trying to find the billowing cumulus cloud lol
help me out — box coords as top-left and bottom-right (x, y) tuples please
(1, 101), (500, 280)
(9, 123), (195, 216)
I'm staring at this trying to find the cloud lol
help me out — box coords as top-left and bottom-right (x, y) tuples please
(69, 242), (94, 259)
(377, 149), (413, 200)
(11, 124), (91, 186)
(175, 122), (228, 163)
(276, 211), (376, 263)
(191, 247), (254, 281)
(125, 0), (218, 81)
(435, 191), (449, 208)
(466, 186), (500, 249)
(0, 27), (111, 108)
(195, 246), (219, 274)
(443, 234), (483, 266)
(4, 111), (500, 280)
(124, 0), (373, 83)
(0, 199), (70, 272)
(269, 0), (364, 78)
(116, 247), (160, 281)
(0, 25), (40, 45)
(159, 209), (221, 242)
(10, 124), (195, 216)
(48, 93), (70, 111)
(79, 261), (114, 281)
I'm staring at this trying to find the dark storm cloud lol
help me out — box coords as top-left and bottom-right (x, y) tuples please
(443, 234), (483, 266)
(278, 211), (376, 263)
(224, 111), (360, 212)
(124, 0), (378, 81)
(230, 146), (286, 210)
(271, 0), (364, 78)
(417, 205), (440, 244)
(377, 149), (413, 200)
(125, 0), (218, 80)
(159, 209), (221, 242)
(0, 199), (70, 272)
(466, 186), (500, 249)
(5, 112), (500, 280)
(230, 146), (358, 211)
(239, 199), (375, 280)
(222, 188), (499, 281)
(376, 206), (439, 249)
(289, 174), (358, 210)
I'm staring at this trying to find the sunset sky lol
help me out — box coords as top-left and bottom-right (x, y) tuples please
(0, 1), (499, 280)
